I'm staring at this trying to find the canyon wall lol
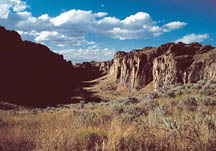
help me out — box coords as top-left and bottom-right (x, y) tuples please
(0, 26), (75, 106)
(107, 42), (216, 91)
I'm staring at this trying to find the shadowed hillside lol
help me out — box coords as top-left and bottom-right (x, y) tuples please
(0, 26), (78, 106)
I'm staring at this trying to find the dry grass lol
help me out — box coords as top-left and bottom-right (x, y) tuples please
(1, 80), (216, 151)
(83, 74), (131, 101)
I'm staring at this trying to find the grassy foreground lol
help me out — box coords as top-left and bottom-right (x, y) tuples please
(1, 80), (216, 151)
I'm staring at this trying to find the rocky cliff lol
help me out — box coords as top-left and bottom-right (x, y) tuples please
(109, 50), (154, 91)
(0, 26), (75, 106)
(153, 43), (216, 90)
(74, 61), (112, 81)
(107, 42), (216, 91)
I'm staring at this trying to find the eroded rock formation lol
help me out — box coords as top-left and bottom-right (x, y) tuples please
(109, 50), (154, 90)
(108, 42), (216, 91)
(153, 43), (216, 90)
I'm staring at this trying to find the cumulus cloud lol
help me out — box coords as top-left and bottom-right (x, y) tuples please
(12, 0), (27, 12)
(0, 0), (28, 18)
(50, 10), (95, 26)
(95, 12), (107, 18)
(0, 1), (187, 42)
(162, 21), (187, 32)
(121, 12), (152, 26)
(0, 4), (11, 19)
(92, 12), (186, 40)
(0, 0), (188, 62)
(175, 33), (209, 44)
(38, 14), (50, 21)
(55, 45), (115, 63)
(34, 31), (95, 47)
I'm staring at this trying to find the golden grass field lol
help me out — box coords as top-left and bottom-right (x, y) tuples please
(1, 79), (216, 151)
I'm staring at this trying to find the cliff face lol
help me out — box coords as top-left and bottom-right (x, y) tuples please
(109, 51), (153, 90)
(108, 44), (174, 90)
(108, 42), (216, 91)
(153, 43), (216, 90)
(0, 26), (75, 106)
(98, 61), (113, 74)
(74, 61), (112, 81)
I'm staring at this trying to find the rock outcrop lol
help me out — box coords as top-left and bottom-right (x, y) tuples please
(153, 43), (216, 90)
(108, 44), (174, 90)
(98, 61), (113, 74)
(109, 50), (153, 90)
(74, 61), (112, 81)
(0, 26), (75, 106)
(108, 42), (216, 91)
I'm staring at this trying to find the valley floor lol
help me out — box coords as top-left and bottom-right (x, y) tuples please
(1, 79), (216, 151)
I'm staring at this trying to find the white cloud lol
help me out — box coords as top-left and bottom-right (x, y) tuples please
(49, 10), (187, 41)
(121, 12), (152, 26)
(35, 31), (58, 41)
(50, 9), (95, 26)
(87, 41), (96, 45)
(162, 21), (187, 32)
(93, 12), (186, 40)
(95, 12), (107, 18)
(34, 31), (93, 47)
(17, 11), (31, 19)
(109, 28), (139, 40)
(0, 4), (11, 19)
(175, 33), (209, 44)
(12, 1), (27, 12)
(38, 14), (50, 21)
(56, 45), (115, 63)
(0, 2), (187, 43)
(97, 17), (120, 25)
(0, 0), (28, 17)
(0, 0), (188, 62)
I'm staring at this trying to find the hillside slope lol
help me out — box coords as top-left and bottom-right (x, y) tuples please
(0, 26), (75, 106)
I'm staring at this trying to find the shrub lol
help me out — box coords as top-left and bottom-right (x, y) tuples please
(200, 83), (216, 96)
(116, 134), (141, 151)
(76, 111), (112, 126)
(192, 80), (207, 89)
(182, 96), (198, 112)
(149, 92), (160, 99)
(139, 92), (160, 100)
(199, 96), (216, 106)
(79, 100), (85, 109)
(111, 103), (125, 115)
(162, 118), (181, 130)
(166, 89), (176, 98)
(73, 130), (108, 151)
(0, 139), (36, 151)
(124, 97), (140, 104)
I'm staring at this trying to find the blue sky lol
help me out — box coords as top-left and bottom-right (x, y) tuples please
(0, 0), (215, 63)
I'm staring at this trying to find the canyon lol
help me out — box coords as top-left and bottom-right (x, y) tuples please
(1, 26), (216, 106)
